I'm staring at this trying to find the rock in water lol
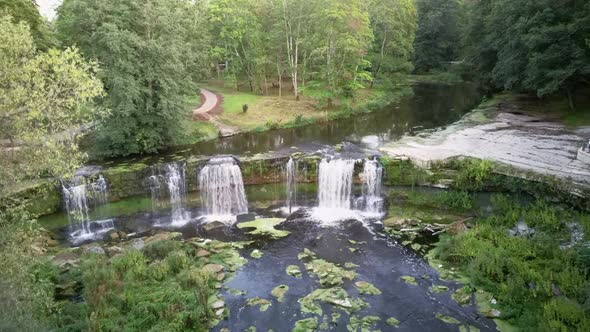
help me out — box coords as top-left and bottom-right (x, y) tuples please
(237, 213), (256, 223)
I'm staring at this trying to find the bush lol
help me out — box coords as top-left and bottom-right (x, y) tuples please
(454, 159), (493, 191)
(143, 240), (183, 260)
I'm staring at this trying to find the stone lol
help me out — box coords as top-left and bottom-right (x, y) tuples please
(204, 263), (224, 274)
(215, 308), (225, 316)
(271, 285), (289, 302)
(386, 317), (400, 327)
(212, 300), (225, 310)
(287, 265), (302, 278)
(105, 246), (124, 257)
(401, 276), (417, 285)
(202, 221), (226, 232)
(355, 281), (381, 295)
(86, 246), (105, 255)
(51, 251), (80, 268)
(484, 309), (501, 318)
(103, 229), (120, 242)
(130, 238), (145, 250)
(216, 272), (225, 281)
(236, 213), (256, 223)
(196, 249), (211, 257)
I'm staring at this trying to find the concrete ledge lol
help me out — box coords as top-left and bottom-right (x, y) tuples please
(577, 147), (590, 164)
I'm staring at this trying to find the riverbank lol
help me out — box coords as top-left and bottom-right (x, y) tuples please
(380, 93), (590, 198)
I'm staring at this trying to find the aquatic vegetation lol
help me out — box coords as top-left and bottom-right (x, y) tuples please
(354, 281), (382, 295)
(271, 285), (289, 302)
(452, 159), (493, 191)
(299, 287), (367, 316)
(346, 315), (380, 332)
(250, 249), (263, 259)
(452, 286), (473, 306)
(432, 198), (590, 330)
(401, 276), (417, 285)
(246, 297), (272, 312)
(386, 317), (400, 327)
(293, 317), (318, 332)
(286, 265), (303, 278)
(237, 218), (290, 239)
(436, 313), (461, 324)
(298, 249), (356, 287)
(430, 285), (449, 294)
(459, 325), (480, 332)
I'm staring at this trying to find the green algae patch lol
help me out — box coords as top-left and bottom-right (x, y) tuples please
(347, 315), (380, 332)
(344, 262), (359, 269)
(228, 288), (246, 296)
(436, 313), (461, 324)
(293, 317), (318, 332)
(271, 285), (289, 302)
(237, 218), (290, 239)
(287, 265), (302, 278)
(250, 249), (263, 259)
(401, 276), (417, 285)
(332, 312), (341, 323)
(452, 286), (472, 306)
(387, 317), (400, 327)
(430, 285), (449, 294)
(354, 281), (381, 295)
(246, 297), (272, 312)
(298, 249), (356, 287)
(459, 325), (480, 332)
(299, 287), (367, 316)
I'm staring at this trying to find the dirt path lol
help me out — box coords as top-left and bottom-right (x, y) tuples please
(192, 88), (239, 137)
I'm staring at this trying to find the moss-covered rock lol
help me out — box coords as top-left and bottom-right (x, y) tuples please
(271, 285), (289, 302)
(246, 297), (272, 312)
(354, 281), (381, 295)
(293, 317), (318, 332)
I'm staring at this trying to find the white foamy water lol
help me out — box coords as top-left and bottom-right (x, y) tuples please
(199, 157), (248, 223)
(318, 158), (356, 209)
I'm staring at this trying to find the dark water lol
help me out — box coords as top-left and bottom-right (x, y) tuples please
(102, 83), (480, 166)
(215, 219), (495, 332)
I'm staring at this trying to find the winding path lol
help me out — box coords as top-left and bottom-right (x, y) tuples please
(192, 88), (239, 137)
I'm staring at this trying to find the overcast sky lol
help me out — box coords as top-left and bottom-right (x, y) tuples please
(37, 0), (62, 20)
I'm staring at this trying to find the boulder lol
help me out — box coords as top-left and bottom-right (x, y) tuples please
(202, 221), (226, 232)
(237, 213), (256, 223)
(212, 300), (225, 310)
(86, 246), (105, 255)
(203, 263), (224, 274)
(130, 238), (145, 250)
(196, 249), (211, 257)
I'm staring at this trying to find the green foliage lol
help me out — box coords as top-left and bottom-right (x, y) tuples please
(463, 0), (590, 103)
(57, 0), (211, 156)
(379, 156), (430, 187)
(73, 242), (215, 331)
(142, 239), (183, 260)
(0, 15), (104, 191)
(412, 0), (462, 73)
(434, 199), (590, 330)
(0, 0), (55, 49)
(454, 159), (493, 191)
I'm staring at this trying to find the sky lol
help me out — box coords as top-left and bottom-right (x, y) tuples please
(37, 0), (62, 20)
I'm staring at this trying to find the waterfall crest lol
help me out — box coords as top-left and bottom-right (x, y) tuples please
(318, 158), (355, 209)
(360, 159), (384, 214)
(199, 157), (248, 219)
(62, 175), (111, 240)
(165, 163), (190, 225)
(286, 157), (297, 213)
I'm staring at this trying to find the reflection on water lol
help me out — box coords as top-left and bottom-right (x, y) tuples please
(102, 83), (480, 166)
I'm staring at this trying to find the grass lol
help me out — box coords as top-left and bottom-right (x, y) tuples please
(171, 94), (219, 145)
(202, 81), (406, 132)
(433, 196), (590, 331)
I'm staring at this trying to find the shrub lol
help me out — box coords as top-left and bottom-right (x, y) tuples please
(143, 240), (183, 260)
(166, 250), (191, 274)
(454, 159), (493, 191)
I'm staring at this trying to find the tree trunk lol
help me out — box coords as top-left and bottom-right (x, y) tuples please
(566, 88), (575, 111)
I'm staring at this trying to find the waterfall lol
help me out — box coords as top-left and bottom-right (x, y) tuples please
(360, 159), (384, 214)
(286, 157), (297, 213)
(318, 158), (355, 209)
(199, 157), (248, 219)
(62, 175), (111, 240)
(165, 163), (190, 225)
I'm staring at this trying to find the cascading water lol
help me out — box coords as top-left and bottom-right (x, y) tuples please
(286, 157), (297, 213)
(165, 162), (190, 225)
(317, 158), (356, 209)
(62, 175), (111, 240)
(359, 159), (384, 215)
(199, 157), (248, 220)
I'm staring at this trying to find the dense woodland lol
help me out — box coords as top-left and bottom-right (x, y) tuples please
(1, 0), (590, 331)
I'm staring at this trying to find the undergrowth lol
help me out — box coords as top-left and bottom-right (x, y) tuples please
(434, 195), (590, 331)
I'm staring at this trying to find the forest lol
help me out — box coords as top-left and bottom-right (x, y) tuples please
(1, 0), (590, 331)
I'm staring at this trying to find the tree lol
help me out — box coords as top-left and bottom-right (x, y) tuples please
(412, 0), (461, 73)
(0, 0), (55, 49)
(0, 15), (103, 330)
(368, 0), (417, 87)
(463, 0), (590, 108)
(56, 0), (211, 156)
